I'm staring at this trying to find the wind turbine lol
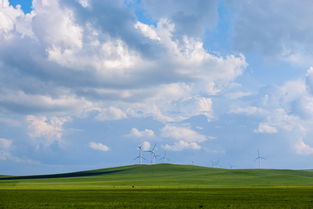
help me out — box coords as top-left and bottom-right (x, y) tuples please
(228, 163), (235, 169)
(211, 160), (220, 168)
(145, 144), (158, 164)
(134, 145), (145, 164)
(159, 151), (170, 162)
(255, 149), (265, 169)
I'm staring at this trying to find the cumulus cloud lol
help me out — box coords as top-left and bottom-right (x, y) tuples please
(142, 141), (151, 151)
(89, 142), (110, 151)
(95, 107), (127, 121)
(0, 0), (250, 162)
(163, 140), (201, 151)
(230, 106), (266, 116)
(0, 0), (246, 126)
(0, 138), (12, 149)
(26, 115), (70, 147)
(0, 0), (33, 38)
(227, 91), (254, 100)
(294, 141), (313, 155)
(232, 67), (313, 155)
(254, 123), (278, 134)
(161, 125), (210, 151)
(0, 89), (95, 114)
(161, 125), (207, 142)
(128, 128), (155, 138)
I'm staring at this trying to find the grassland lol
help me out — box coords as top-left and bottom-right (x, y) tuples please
(1, 187), (313, 209)
(1, 164), (313, 208)
(1, 163), (313, 188)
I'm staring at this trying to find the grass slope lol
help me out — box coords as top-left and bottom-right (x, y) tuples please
(1, 163), (313, 188)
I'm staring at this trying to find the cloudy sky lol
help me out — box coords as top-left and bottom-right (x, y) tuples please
(1, 0), (313, 175)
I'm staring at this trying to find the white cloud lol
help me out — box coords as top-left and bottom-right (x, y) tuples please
(160, 125), (209, 151)
(26, 115), (70, 147)
(32, 0), (83, 50)
(227, 91), (254, 99)
(96, 107), (127, 121)
(294, 141), (313, 155)
(161, 125), (207, 143)
(257, 109), (303, 134)
(278, 80), (306, 105)
(78, 0), (89, 8)
(128, 128), (155, 138)
(0, 0), (249, 164)
(89, 142), (110, 151)
(0, 138), (12, 149)
(163, 140), (201, 151)
(0, 0), (33, 39)
(134, 22), (160, 40)
(231, 106), (266, 116)
(197, 97), (213, 119)
(0, 1), (247, 126)
(0, 89), (95, 114)
(236, 67), (313, 155)
(254, 123), (278, 134)
(142, 141), (151, 151)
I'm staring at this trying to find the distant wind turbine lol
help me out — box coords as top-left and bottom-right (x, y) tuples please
(134, 145), (145, 164)
(255, 149), (265, 169)
(159, 151), (170, 162)
(145, 144), (158, 164)
(211, 160), (220, 168)
(228, 163), (235, 169)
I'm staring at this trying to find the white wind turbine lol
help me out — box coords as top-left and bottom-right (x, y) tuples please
(146, 144), (158, 164)
(134, 145), (145, 164)
(228, 163), (236, 169)
(255, 149), (265, 169)
(159, 151), (170, 162)
(211, 160), (220, 168)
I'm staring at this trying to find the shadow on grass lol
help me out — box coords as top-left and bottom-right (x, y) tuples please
(0, 169), (130, 180)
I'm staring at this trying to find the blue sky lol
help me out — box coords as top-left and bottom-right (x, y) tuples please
(1, 0), (313, 175)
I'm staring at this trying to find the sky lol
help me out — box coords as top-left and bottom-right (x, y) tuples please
(1, 0), (313, 175)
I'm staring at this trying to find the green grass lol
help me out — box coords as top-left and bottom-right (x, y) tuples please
(1, 164), (313, 209)
(1, 164), (313, 188)
(0, 188), (313, 209)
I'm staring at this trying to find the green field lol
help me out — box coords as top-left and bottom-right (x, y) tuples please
(1, 164), (313, 208)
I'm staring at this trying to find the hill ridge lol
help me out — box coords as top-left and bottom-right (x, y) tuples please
(1, 163), (313, 187)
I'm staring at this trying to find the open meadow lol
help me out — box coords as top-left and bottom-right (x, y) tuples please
(1, 164), (313, 209)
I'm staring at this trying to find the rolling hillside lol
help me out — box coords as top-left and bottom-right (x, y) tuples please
(1, 163), (313, 188)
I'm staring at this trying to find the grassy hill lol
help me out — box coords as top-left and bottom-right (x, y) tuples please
(1, 163), (313, 188)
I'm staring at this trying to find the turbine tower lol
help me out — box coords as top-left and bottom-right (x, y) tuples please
(228, 163), (235, 169)
(134, 145), (145, 164)
(211, 160), (219, 168)
(146, 144), (158, 164)
(255, 149), (265, 169)
(160, 151), (169, 162)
